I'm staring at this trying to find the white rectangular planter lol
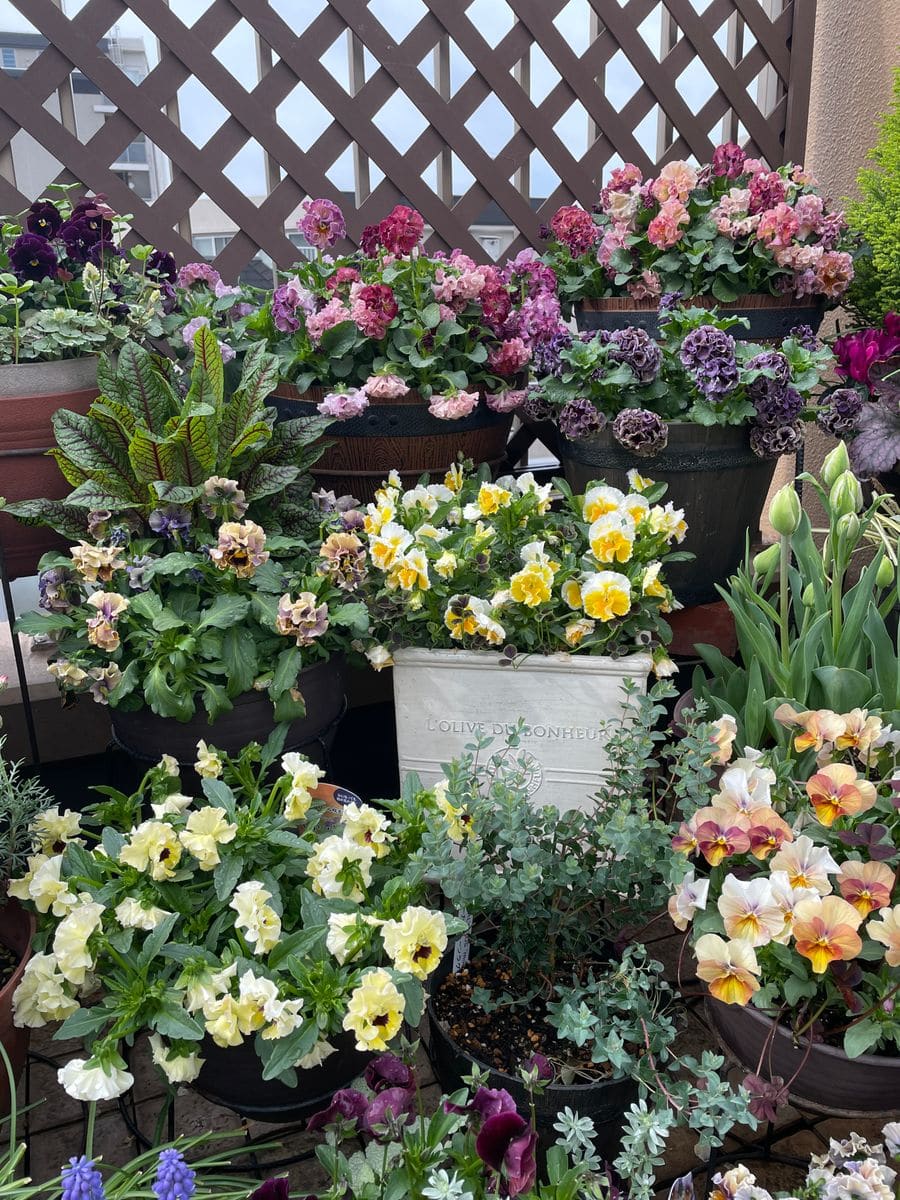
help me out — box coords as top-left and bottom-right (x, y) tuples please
(392, 647), (652, 813)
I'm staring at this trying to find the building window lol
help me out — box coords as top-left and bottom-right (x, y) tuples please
(478, 236), (502, 260)
(286, 231), (316, 260)
(191, 234), (233, 258)
(113, 169), (152, 200)
(1, 48), (16, 70)
(115, 135), (147, 165)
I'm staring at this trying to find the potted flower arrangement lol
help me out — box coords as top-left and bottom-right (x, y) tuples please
(690, 444), (900, 746)
(359, 462), (684, 811)
(668, 702), (900, 1115)
(162, 258), (260, 369)
(0, 697), (54, 1114)
(414, 693), (754, 1199)
(0, 189), (168, 578)
(542, 147), (855, 339)
(10, 333), (364, 765)
(10, 738), (459, 1121)
(254, 198), (563, 499)
(528, 302), (833, 605)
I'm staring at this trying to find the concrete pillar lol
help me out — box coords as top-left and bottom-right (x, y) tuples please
(761, 0), (900, 539)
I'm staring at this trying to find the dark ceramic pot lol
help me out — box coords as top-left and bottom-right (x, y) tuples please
(708, 998), (900, 1117)
(0, 900), (35, 1117)
(110, 658), (346, 769)
(559, 423), (778, 607)
(574, 295), (824, 342)
(193, 1029), (369, 1123)
(271, 384), (512, 502)
(426, 953), (637, 1161)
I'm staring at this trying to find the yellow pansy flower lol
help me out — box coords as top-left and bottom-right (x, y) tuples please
(381, 907), (448, 980)
(195, 740), (222, 779)
(589, 513), (636, 564)
(649, 502), (688, 543)
(509, 562), (554, 608)
(341, 802), (393, 858)
(343, 968), (405, 1052)
(562, 579), (583, 610)
(444, 463), (465, 493)
(581, 572), (632, 622)
(627, 468), (653, 492)
(623, 493), (650, 525)
(462, 482), (512, 520)
(120, 820), (183, 881)
(582, 485), (625, 523)
(642, 562), (667, 598)
(387, 548), (431, 592)
(564, 618), (595, 648)
(179, 807), (238, 870)
(369, 521), (413, 571)
(434, 551), (458, 579)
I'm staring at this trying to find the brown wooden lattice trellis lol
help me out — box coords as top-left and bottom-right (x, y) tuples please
(0, 0), (817, 279)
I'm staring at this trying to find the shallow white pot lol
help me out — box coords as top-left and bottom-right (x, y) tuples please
(392, 647), (652, 812)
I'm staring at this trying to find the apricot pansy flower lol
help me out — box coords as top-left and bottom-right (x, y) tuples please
(837, 861), (896, 918)
(792, 894), (863, 973)
(806, 763), (877, 827)
(868, 904), (900, 967)
(694, 933), (761, 1005)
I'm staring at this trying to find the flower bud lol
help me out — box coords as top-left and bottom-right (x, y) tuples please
(802, 583), (816, 607)
(836, 512), (861, 546)
(752, 543), (780, 576)
(821, 442), (850, 487)
(876, 556), (895, 589)
(769, 484), (802, 537)
(822, 534), (832, 570)
(829, 470), (863, 517)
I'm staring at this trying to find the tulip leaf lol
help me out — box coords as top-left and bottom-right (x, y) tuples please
(809, 666), (874, 713)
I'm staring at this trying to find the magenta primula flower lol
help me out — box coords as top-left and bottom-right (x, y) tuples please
(299, 197), (346, 249)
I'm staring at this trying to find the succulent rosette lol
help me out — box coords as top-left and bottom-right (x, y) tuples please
(532, 303), (834, 457)
(257, 201), (565, 417)
(9, 742), (462, 1102)
(359, 463), (683, 662)
(542, 147), (856, 310)
(670, 704), (900, 1064)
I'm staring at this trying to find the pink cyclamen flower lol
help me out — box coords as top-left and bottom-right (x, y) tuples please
(299, 197), (345, 250)
(306, 297), (352, 344)
(176, 261), (221, 289)
(486, 389), (526, 414)
(428, 391), (479, 420)
(364, 374), (409, 400)
(182, 315), (210, 347)
(647, 198), (690, 249)
(317, 389), (369, 420)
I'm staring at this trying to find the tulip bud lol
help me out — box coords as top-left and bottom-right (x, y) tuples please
(753, 543), (780, 576)
(769, 484), (802, 537)
(876, 556), (895, 589)
(836, 512), (861, 546)
(802, 583), (816, 606)
(829, 470), (863, 517)
(821, 442), (851, 487)
(822, 534), (832, 570)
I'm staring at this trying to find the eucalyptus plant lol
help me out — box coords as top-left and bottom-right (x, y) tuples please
(691, 441), (900, 745)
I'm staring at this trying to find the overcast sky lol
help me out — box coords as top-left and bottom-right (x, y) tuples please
(0, 0), (739, 200)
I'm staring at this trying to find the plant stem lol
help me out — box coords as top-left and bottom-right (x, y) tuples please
(778, 534), (791, 676)
(84, 1101), (97, 1159)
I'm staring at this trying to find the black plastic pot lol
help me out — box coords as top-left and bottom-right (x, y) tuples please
(193, 1029), (370, 1123)
(110, 658), (346, 769)
(559, 424), (778, 607)
(574, 296), (824, 341)
(708, 999), (900, 1118)
(426, 954), (637, 1163)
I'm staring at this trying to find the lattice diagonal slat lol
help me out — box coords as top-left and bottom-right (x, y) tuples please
(0, 0), (817, 277)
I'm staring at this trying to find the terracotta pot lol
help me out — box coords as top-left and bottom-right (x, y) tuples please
(427, 952), (637, 1162)
(194, 1028), (369, 1123)
(0, 900), (35, 1117)
(271, 384), (513, 502)
(110, 658), (347, 770)
(0, 358), (99, 580)
(574, 294), (824, 342)
(559, 423), (778, 607)
(708, 998), (900, 1117)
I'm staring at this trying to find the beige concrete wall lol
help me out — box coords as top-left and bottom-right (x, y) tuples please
(762, 0), (900, 539)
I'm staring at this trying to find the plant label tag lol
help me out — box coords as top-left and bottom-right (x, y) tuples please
(452, 907), (471, 972)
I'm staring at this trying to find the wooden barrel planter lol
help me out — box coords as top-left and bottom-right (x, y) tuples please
(110, 658), (347, 771)
(0, 358), (99, 580)
(270, 384), (513, 502)
(708, 998), (900, 1118)
(0, 900), (35, 1117)
(559, 423), (778, 607)
(575, 294), (824, 342)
